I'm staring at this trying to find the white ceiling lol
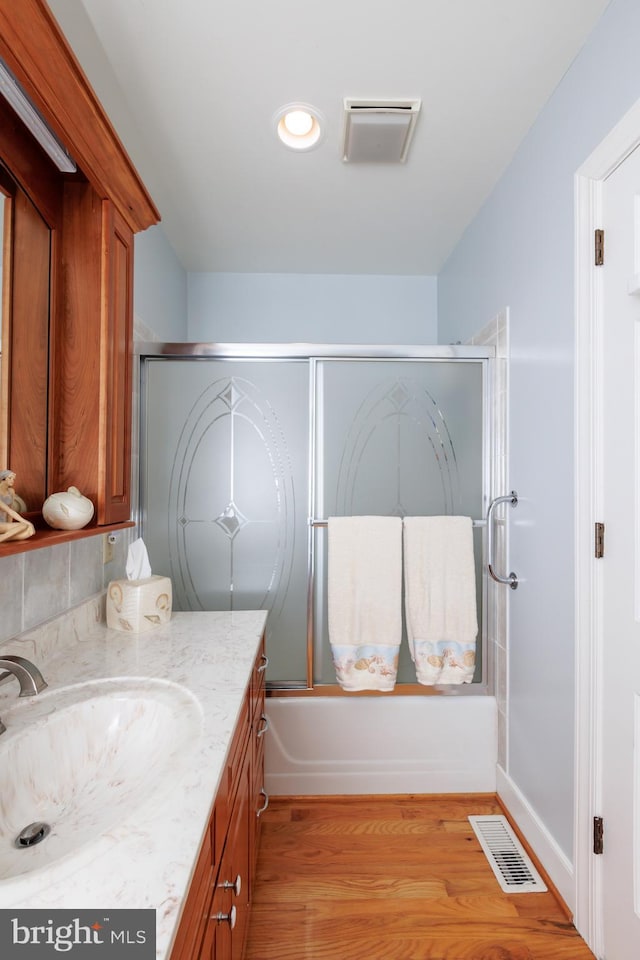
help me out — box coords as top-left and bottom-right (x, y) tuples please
(49, 0), (610, 276)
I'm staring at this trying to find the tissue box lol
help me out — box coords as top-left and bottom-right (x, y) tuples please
(106, 575), (172, 633)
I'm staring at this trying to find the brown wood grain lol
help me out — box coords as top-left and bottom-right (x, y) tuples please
(7, 186), (50, 508)
(51, 180), (102, 504)
(98, 202), (133, 524)
(0, 0), (159, 233)
(50, 187), (134, 523)
(245, 795), (596, 960)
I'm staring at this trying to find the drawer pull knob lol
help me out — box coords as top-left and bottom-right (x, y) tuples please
(257, 654), (269, 674)
(219, 874), (242, 897)
(257, 713), (270, 738)
(257, 788), (269, 817)
(214, 905), (237, 929)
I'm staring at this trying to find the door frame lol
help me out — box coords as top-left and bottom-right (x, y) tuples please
(574, 97), (640, 954)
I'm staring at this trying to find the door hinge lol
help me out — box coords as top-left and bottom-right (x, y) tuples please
(595, 522), (605, 559)
(595, 228), (604, 266)
(593, 816), (604, 855)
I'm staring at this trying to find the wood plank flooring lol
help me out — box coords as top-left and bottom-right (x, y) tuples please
(245, 794), (596, 960)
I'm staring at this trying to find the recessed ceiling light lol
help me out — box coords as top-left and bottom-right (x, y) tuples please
(274, 103), (324, 152)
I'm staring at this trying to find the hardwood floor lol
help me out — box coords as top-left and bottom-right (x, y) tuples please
(245, 794), (596, 960)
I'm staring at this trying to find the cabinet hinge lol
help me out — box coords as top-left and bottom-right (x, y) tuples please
(595, 522), (605, 559)
(595, 229), (605, 266)
(593, 816), (604, 855)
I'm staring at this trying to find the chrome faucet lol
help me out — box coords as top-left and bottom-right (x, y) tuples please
(0, 655), (47, 734)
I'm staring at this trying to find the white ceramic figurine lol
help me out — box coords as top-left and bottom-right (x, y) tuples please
(0, 469), (35, 543)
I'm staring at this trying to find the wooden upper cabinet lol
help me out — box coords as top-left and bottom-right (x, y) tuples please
(101, 202), (134, 524)
(0, 0), (159, 538)
(52, 185), (134, 523)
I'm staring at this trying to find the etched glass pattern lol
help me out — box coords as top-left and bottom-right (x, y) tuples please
(143, 360), (309, 682)
(313, 360), (484, 684)
(143, 356), (485, 687)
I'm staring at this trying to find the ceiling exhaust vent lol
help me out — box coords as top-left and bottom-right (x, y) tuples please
(342, 99), (421, 163)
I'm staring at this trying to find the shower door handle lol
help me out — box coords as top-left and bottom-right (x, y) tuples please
(487, 492), (519, 590)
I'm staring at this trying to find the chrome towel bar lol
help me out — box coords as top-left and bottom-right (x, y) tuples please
(487, 492), (519, 590)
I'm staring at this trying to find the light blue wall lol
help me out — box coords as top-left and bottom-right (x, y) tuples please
(439, 0), (640, 861)
(134, 225), (187, 340)
(188, 273), (437, 343)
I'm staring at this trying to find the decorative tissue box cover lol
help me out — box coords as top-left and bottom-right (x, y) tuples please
(106, 575), (172, 633)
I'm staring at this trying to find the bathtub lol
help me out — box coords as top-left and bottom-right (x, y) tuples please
(264, 694), (497, 795)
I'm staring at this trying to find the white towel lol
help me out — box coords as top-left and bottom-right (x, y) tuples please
(403, 516), (478, 685)
(328, 516), (402, 692)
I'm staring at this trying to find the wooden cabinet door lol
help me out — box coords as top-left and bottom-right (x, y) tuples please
(252, 723), (266, 870)
(251, 639), (268, 873)
(228, 747), (251, 960)
(99, 200), (133, 524)
(171, 673), (263, 960)
(169, 824), (214, 960)
(54, 185), (133, 523)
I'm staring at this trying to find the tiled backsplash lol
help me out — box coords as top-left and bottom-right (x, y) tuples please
(0, 591), (105, 666)
(0, 527), (134, 648)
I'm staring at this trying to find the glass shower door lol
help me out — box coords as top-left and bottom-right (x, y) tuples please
(312, 358), (485, 685)
(142, 358), (310, 683)
(142, 350), (488, 690)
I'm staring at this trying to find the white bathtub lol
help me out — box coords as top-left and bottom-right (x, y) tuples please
(264, 694), (497, 795)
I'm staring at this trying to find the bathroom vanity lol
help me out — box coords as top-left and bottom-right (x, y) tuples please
(0, 609), (268, 960)
(170, 618), (269, 960)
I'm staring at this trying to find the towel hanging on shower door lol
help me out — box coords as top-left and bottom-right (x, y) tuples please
(328, 516), (402, 692)
(403, 516), (478, 684)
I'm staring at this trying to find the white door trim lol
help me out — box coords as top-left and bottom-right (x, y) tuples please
(574, 97), (640, 955)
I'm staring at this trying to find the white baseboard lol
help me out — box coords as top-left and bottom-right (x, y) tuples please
(496, 764), (575, 912)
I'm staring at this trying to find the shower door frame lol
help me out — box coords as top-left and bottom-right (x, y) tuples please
(139, 342), (496, 697)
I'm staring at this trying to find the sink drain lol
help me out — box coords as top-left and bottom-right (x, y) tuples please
(15, 821), (51, 848)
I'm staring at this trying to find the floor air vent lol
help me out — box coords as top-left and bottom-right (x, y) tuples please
(468, 815), (548, 893)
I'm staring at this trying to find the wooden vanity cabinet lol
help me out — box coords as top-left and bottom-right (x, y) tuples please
(251, 638), (269, 870)
(171, 640), (267, 960)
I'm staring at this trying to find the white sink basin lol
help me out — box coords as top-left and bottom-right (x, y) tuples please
(0, 678), (203, 882)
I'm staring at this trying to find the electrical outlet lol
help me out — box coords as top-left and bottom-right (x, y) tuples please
(102, 534), (114, 565)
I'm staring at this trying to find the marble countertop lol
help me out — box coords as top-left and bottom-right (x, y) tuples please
(0, 609), (268, 959)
